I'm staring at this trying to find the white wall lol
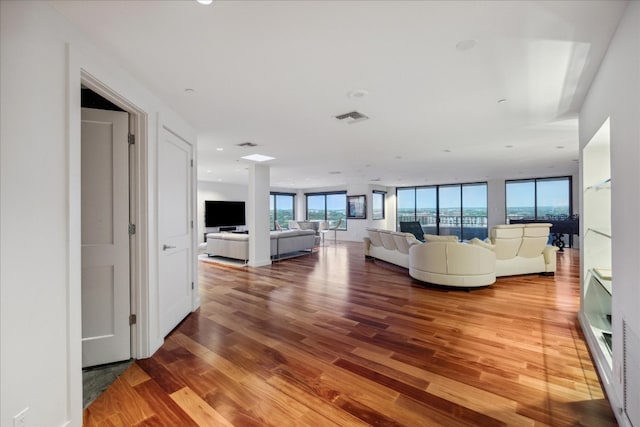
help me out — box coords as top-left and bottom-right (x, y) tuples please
(0, 2), (196, 426)
(579, 2), (639, 425)
(197, 181), (248, 241)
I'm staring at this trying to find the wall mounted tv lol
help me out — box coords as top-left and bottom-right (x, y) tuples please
(205, 201), (246, 227)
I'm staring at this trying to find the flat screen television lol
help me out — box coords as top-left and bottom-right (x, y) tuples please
(205, 200), (246, 227)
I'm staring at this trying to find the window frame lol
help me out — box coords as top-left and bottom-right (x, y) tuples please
(269, 192), (296, 230)
(372, 190), (386, 220)
(304, 191), (347, 230)
(505, 176), (573, 222)
(396, 181), (488, 240)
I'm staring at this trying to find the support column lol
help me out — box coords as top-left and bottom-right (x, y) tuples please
(248, 163), (271, 267)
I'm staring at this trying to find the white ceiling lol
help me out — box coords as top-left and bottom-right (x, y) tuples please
(51, 0), (627, 189)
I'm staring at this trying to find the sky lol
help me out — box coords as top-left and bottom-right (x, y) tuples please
(397, 179), (569, 210)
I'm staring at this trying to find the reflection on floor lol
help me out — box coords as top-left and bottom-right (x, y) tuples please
(83, 359), (134, 408)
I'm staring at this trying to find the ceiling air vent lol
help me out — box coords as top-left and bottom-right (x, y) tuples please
(335, 111), (369, 124)
(236, 142), (258, 148)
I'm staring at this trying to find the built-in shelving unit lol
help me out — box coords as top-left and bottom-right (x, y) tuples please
(580, 119), (614, 398)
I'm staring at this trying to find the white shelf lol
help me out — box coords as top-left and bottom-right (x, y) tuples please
(585, 178), (611, 191)
(586, 227), (611, 239)
(592, 268), (612, 294)
(581, 124), (613, 404)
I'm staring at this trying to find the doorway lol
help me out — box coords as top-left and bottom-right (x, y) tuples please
(80, 85), (137, 406)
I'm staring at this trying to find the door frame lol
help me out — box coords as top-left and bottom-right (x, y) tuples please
(66, 51), (151, 424)
(79, 73), (148, 360)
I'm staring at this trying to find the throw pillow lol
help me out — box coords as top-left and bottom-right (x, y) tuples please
(469, 237), (496, 251)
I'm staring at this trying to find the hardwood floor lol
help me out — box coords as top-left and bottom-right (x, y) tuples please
(83, 243), (617, 426)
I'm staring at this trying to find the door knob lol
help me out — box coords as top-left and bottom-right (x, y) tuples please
(162, 244), (176, 251)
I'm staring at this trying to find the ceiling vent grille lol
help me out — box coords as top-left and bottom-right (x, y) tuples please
(335, 111), (369, 124)
(237, 142), (258, 148)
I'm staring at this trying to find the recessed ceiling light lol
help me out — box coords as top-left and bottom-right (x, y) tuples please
(329, 171), (342, 175)
(456, 39), (476, 51)
(504, 145), (514, 148)
(347, 89), (369, 99)
(443, 149), (452, 153)
(206, 169), (212, 173)
(216, 147), (224, 151)
(556, 145), (565, 149)
(196, 0), (213, 4)
(497, 98), (508, 104)
(217, 178), (222, 181)
(241, 154), (275, 162)
(395, 156), (402, 160)
(184, 88), (195, 93)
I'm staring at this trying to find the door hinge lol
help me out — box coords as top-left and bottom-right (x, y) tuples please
(129, 224), (136, 235)
(191, 282), (194, 290)
(191, 220), (194, 229)
(128, 133), (135, 145)
(190, 159), (194, 167)
(129, 314), (137, 325)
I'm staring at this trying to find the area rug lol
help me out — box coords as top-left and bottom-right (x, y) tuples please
(198, 254), (248, 267)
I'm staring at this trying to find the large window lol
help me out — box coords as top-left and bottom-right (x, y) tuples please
(397, 182), (488, 240)
(269, 192), (295, 230)
(372, 191), (385, 220)
(305, 192), (347, 229)
(506, 177), (571, 222)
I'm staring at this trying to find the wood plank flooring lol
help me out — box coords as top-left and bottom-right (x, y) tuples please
(83, 243), (617, 426)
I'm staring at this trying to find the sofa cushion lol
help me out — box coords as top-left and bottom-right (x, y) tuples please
(379, 230), (398, 251)
(491, 225), (523, 260)
(424, 234), (458, 242)
(270, 229), (315, 239)
(491, 224), (524, 239)
(366, 228), (383, 247)
(518, 237), (548, 258)
(207, 232), (249, 241)
(524, 223), (552, 237)
(391, 232), (416, 254)
(468, 237), (495, 251)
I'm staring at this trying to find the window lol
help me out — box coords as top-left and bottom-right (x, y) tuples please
(269, 192), (295, 230)
(372, 191), (385, 220)
(396, 182), (488, 240)
(506, 177), (571, 222)
(305, 192), (347, 229)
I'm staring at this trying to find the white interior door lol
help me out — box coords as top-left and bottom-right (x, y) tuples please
(158, 127), (193, 337)
(81, 108), (130, 368)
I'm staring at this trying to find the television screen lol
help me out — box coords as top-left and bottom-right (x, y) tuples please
(205, 200), (246, 227)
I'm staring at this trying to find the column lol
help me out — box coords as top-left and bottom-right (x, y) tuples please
(248, 163), (271, 267)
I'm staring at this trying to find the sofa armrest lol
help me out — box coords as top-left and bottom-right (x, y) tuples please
(363, 237), (372, 256)
(542, 245), (559, 272)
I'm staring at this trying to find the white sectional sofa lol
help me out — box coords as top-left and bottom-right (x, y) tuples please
(486, 223), (558, 276)
(409, 239), (497, 287)
(206, 229), (316, 262)
(364, 224), (558, 288)
(364, 228), (422, 268)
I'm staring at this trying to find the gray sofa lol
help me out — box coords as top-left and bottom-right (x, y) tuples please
(206, 229), (316, 262)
